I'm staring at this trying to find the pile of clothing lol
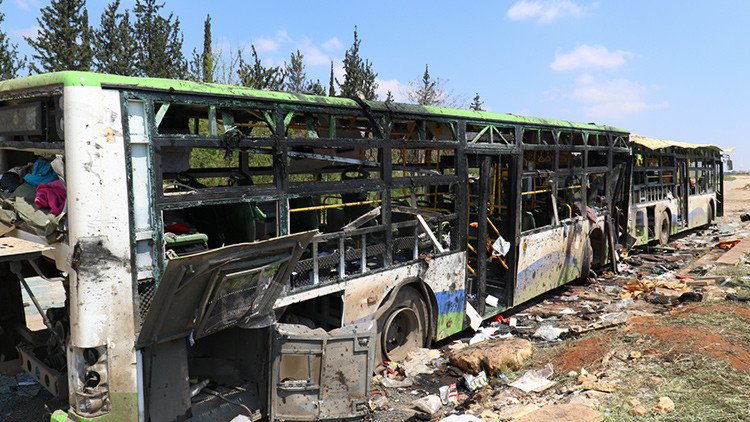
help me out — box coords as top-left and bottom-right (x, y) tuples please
(0, 156), (67, 242)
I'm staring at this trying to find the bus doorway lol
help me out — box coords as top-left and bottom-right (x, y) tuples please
(467, 154), (518, 316)
(678, 158), (689, 228)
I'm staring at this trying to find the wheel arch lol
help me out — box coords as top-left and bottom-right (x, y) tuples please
(375, 277), (437, 343)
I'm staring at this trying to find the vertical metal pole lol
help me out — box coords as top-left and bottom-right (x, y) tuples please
(339, 237), (346, 279)
(361, 234), (367, 274)
(381, 117), (393, 268)
(274, 108), (289, 235)
(476, 156), (491, 315)
(312, 240), (319, 285)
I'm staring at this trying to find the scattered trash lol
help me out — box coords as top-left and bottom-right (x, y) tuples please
(510, 363), (556, 393)
(439, 383), (458, 405)
(468, 326), (512, 345)
(653, 396), (675, 414)
(741, 213), (750, 222)
(485, 294), (499, 308)
(629, 351), (642, 359)
(413, 394), (442, 415)
(402, 348), (442, 376)
(466, 303), (482, 331)
(380, 376), (413, 388)
(533, 325), (568, 341)
(463, 370), (489, 391)
(716, 239), (741, 250)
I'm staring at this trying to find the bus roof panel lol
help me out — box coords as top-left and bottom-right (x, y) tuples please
(631, 134), (731, 153)
(0, 71), (628, 133)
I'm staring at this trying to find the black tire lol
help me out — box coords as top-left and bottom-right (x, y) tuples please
(708, 203), (714, 225)
(580, 239), (593, 283)
(376, 286), (429, 363)
(659, 211), (671, 245)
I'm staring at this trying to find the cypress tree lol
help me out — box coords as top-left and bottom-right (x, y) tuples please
(0, 0), (25, 80)
(328, 61), (335, 96)
(337, 27), (377, 100)
(133, 0), (186, 78)
(92, 0), (137, 75)
(201, 15), (213, 83)
(26, 0), (92, 73)
(188, 14), (213, 82)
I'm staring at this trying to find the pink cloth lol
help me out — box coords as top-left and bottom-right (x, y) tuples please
(34, 180), (67, 215)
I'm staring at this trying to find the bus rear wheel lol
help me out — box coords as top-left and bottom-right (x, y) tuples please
(659, 211), (671, 245)
(376, 286), (428, 363)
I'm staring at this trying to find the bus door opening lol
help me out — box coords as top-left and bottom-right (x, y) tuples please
(467, 154), (514, 315)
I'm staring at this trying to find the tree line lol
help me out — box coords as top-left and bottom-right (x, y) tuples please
(0, 0), (484, 109)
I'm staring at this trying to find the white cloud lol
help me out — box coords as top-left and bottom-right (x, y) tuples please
(322, 37), (343, 51)
(254, 37), (280, 53)
(551, 44), (633, 71)
(375, 79), (408, 102)
(507, 0), (584, 24)
(13, 0), (37, 12)
(298, 38), (332, 66)
(570, 76), (667, 118)
(14, 25), (40, 41)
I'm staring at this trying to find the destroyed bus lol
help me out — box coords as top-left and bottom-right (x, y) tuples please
(626, 134), (729, 247)
(0, 71), (631, 421)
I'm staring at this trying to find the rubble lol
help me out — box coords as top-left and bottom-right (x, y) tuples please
(513, 403), (603, 422)
(653, 396), (676, 414)
(449, 337), (533, 374)
(509, 363), (556, 393)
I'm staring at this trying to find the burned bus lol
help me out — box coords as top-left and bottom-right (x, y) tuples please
(627, 134), (728, 246)
(0, 72), (630, 421)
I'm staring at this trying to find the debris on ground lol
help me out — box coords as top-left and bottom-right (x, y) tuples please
(514, 403), (603, 422)
(653, 396), (676, 414)
(449, 337), (532, 374)
(510, 363), (556, 393)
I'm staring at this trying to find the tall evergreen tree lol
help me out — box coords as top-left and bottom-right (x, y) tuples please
(405, 64), (462, 107)
(469, 93), (484, 111)
(0, 0), (25, 79)
(133, 0), (186, 78)
(281, 50), (325, 94)
(26, 0), (92, 73)
(188, 14), (213, 82)
(237, 45), (284, 90)
(328, 61), (335, 96)
(92, 0), (137, 75)
(337, 27), (377, 100)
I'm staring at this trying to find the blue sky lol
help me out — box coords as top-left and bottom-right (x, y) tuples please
(4, 0), (749, 168)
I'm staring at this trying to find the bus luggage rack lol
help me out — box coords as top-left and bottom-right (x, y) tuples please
(290, 213), (456, 291)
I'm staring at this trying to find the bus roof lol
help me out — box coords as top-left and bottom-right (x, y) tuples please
(631, 134), (731, 153)
(0, 71), (628, 134)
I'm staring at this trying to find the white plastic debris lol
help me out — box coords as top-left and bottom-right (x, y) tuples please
(510, 363), (556, 393)
(485, 294), (499, 308)
(533, 325), (568, 341)
(463, 370), (489, 391)
(413, 394), (442, 415)
(465, 303), (482, 331)
(491, 235), (510, 257)
(439, 415), (483, 422)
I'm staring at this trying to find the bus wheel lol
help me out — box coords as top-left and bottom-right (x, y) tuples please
(377, 286), (428, 363)
(659, 211), (671, 245)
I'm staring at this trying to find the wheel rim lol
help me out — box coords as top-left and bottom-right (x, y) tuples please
(382, 307), (421, 361)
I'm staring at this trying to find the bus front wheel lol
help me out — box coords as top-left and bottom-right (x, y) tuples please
(659, 211), (671, 245)
(376, 286), (429, 363)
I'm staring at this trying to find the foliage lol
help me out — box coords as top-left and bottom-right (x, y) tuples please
(26, 0), (92, 73)
(405, 64), (462, 107)
(133, 0), (186, 78)
(470, 93), (484, 111)
(0, 0), (25, 79)
(337, 27), (378, 100)
(283, 50), (325, 94)
(188, 15), (213, 82)
(92, 0), (137, 75)
(328, 61), (336, 96)
(237, 45), (284, 90)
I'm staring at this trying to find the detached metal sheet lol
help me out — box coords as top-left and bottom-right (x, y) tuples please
(271, 322), (375, 421)
(631, 134), (732, 152)
(136, 231), (315, 348)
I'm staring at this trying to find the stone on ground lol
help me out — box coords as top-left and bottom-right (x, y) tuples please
(514, 403), (603, 422)
(449, 337), (533, 374)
